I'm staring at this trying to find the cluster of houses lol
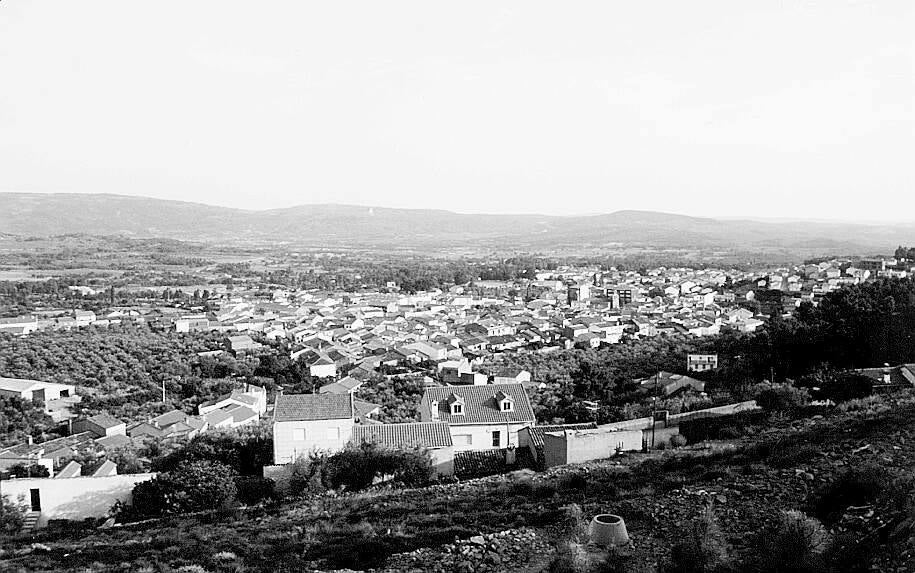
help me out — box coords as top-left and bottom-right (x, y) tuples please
(0, 379), (268, 481)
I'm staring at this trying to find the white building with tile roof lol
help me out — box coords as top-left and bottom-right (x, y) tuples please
(418, 383), (536, 452)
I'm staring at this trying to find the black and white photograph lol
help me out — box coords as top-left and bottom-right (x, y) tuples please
(1, 1), (913, 571)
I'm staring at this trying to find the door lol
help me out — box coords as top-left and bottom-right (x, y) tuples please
(30, 488), (41, 512)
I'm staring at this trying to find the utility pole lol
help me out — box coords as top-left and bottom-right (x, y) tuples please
(651, 371), (659, 449)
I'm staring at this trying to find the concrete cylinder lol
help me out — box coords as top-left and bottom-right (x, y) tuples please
(590, 514), (629, 547)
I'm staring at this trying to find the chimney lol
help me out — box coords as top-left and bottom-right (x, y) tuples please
(430, 400), (439, 420)
(27, 435), (33, 446)
(883, 364), (892, 384)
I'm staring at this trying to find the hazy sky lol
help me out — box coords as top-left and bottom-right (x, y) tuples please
(1, 1), (912, 220)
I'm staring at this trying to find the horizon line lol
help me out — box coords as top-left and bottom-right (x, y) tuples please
(2, 190), (915, 226)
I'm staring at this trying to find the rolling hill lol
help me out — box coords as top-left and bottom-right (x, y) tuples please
(0, 192), (912, 253)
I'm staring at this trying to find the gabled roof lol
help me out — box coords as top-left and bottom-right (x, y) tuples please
(274, 393), (354, 422)
(95, 434), (133, 450)
(87, 413), (124, 429)
(91, 459), (118, 477)
(55, 460), (82, 478)
(319, 376), (363, 395)
(422, 383), (535, 425)
(353, 399), (381, 419)
(203, 409), (234, 426)
(352, 422), (453, 449)
(152, 410), (189, 428)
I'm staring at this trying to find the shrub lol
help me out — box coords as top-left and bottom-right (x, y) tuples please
(754, 510), (829, 573)
(153, 425), (273, 476)
(809, 464), (886, 524)
(597, 546), (635, 573)
(557, 503), (589, 543)
(836, 395), (888, 415)
(664, 505), (729, 573)
(234, 475), (275, 505)
(1, 494), (26, 535)
(129, 460), (238, 518)
(817, 373), (873, 403)
(322, 442), (433, 492)
(548, 541), (589, 573)
(753, 383), (810, 413)
(822, 532), (875, 573)
(670, 434), (688, 448)
(280, 452), (327, 497)
(557, 473), (589, 492)
(4, 463), (50, 479)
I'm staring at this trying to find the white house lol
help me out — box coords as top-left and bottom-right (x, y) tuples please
(197, 384), (268, 416)
(1, 473), (156, 529)
(0, 315), (38, 335)
(0, 377), (75, 402)
(418, 383), (536, 452)
(272, 394), (355, 464)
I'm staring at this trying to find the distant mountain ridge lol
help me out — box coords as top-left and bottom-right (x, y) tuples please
(0, 192), (912, 253)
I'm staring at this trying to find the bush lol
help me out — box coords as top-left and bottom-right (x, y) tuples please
(817, 373), (873, 403)
(663, 505), (729, 573)
(322, 442), (433, 492)
(670, 434), (688, 448)
(4, 463), (50, 479)
(557, 473), (589, 492)
(836, 395), (889, 416)
(557, 503), (589, 543)
(809, 464), (886, 524)
(1, 494), (26, 535)
(754, 383), (810, 414)
(153, 424), (273, 476)
(280, 452), (327, 498)
(754, 510), (829, 573)
(128, 460), (238, 518)
(234, 475), (275, 505)
(822, 532), (875, 573)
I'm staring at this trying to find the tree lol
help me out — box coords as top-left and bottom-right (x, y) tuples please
(0, 396), (58, 448)
(322, 442), (433, 492)
(1, 494), (26, 535)
(128, 460), (237, 517)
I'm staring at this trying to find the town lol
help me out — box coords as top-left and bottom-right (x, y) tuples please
(3, 249), (914, 553)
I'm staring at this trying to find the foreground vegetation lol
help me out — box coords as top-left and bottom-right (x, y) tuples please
(3, 394), (915, 572)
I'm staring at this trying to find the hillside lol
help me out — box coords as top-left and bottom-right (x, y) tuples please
(3, 395), (914, 572)
(1, 192), (913, 253)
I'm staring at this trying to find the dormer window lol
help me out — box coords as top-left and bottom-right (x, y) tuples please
(446, 393), (465, 416)
(494, 390), (514, 412)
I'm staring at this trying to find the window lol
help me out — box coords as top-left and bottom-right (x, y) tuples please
(451, 404), (463, 415)
(454, 434), (472, 446)
(326, 427), (340, 440)
(292, 428), (306, 441)
(492, 431), (501, 447)
(501, 400), (513, 412)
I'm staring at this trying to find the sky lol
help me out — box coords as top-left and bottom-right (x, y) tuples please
(0, 1), (912, 220)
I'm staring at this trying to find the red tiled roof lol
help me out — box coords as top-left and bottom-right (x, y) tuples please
(274, 393), (354, 422)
